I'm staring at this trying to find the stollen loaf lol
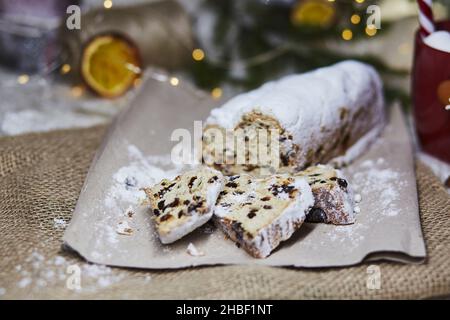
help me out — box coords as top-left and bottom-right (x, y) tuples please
(202, 60), (385, 175)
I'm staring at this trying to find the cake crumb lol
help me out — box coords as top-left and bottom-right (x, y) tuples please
(124, 206), (134, 218)
(187, 243), (204, 257)
(116, 220), (133, 236)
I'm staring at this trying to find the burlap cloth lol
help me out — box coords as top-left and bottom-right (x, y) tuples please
(0, 125), (449, 299)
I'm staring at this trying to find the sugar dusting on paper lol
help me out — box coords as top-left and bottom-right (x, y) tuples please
(303, 156), (408, 251)
(104, 145), (187, 212)
(89, 144), (195, 255)
(351, 157), (406, 217)
(10, 250), (151, 296)
(89, 138), (410, 259)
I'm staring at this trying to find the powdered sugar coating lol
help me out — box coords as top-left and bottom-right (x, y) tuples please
(205, 60), (385, 170)
(144, 167), (224, 244)
(250, 178), (314, 258)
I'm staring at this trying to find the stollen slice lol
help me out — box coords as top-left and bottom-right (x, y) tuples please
(143, 167), (224, 244)
(214, 174), (314, 258)
(296, 164), (355, 225)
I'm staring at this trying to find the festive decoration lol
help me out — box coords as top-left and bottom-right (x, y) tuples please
(81, 34), (141, 98)
(290, 0), (335, 28)
(182, 0), (405, 104)
(61, 0), (194, 94)
(418, 0), (435, 38)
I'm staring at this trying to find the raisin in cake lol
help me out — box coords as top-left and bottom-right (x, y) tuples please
(297, 165), (355, 225)
(143, 167), (224, 244)
(202, 60), (385, 175)
(213, 174), (314, 258)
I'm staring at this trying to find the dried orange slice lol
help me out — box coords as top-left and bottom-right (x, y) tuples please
(81, 34), (141, 98)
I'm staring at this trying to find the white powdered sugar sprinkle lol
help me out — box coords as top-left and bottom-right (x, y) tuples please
(85, 144), (199, 257)
(351, 158), (405, 217)
(53, 218), (67, 229)
(10, 250), (149, 295)
(104, 145), (191, 214)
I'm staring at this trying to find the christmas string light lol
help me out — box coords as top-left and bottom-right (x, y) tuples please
(71, 85), (84, 97)
(192, 49), (205, 61)
(365, 25), (377, 36)
(211, 87), (223, 99)
(61, 64), (71, 75)
(104, 0), (113, 9)
(170, 77), (179, 86)
(350, 14), (361, 24)
(17, 75), (29, 85)
(342, 29), (353, 41)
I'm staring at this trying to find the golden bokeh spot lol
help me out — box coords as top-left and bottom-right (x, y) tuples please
(17, 74), (29, 85)
(365, 24), (377, 36)
(61, 64), (71, 74)
(211, 87), (223, 99)
(355, 0), (365, 3)
(342, 29), (353, 41)
(350, 14), (361, 25)
(170, 77), (179, 86)
(291, 0), (335, 28)
(71, 85), (84, 97)
(133, 78), (142, 88)
(104, 0), (112, 9)
(192, 48), (205, 61)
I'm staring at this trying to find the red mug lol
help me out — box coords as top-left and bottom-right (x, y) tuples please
(412, 21), (450, 164)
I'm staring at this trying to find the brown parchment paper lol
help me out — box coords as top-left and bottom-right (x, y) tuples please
(63, 75), (426, 269)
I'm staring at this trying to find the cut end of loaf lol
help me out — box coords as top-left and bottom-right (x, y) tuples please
(202, 60), (385, 176)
